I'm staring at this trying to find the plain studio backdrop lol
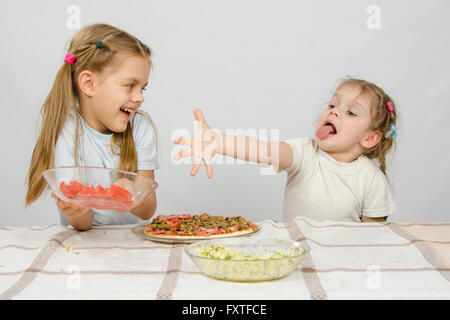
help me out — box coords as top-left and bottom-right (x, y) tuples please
(0, 0), (449, 226)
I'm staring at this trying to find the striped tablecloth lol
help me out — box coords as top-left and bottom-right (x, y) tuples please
(0, 218), (449, 300)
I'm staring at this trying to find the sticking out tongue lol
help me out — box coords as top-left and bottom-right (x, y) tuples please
(316, 125), (335, 139)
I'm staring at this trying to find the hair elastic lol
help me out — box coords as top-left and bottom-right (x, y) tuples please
(386, 101), (394, 112)
(63, 53), (76, 65)
(95, 41), (103, 49)
(385, 123), (397, 138)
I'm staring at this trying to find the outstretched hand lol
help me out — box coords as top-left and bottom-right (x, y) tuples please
(173, 109), (218, 178)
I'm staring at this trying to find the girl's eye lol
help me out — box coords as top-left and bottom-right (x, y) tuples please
(142, 86), (147, 92)
(126, 84), (134, 89)
(347, 111), (356, 116)
(328, 104), (335, 109)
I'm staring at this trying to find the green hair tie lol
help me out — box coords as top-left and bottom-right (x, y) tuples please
(95, 41), (103, 49)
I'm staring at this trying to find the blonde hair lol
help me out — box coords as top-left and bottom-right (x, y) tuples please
(337, 78), (397, 175)
(26, 23), (157, 206)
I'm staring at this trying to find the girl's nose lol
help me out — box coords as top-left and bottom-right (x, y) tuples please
(329, 108), (340, 118)
(132, 92), (144, 104)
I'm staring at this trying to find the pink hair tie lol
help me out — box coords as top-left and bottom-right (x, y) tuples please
(386, 101), (394, 112)
(64, 53), (76, 65)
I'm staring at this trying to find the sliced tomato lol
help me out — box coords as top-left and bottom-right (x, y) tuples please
(110, 184), (133, 202)
(81, 201), (97, 208)
(96, 185), (106, 194)
(204, 228), (219, 235)
(61, 181), (82, 199)
(77, 185), (92, 199)
(60, 182), (72, 198)
(58, 180), (134, 210)
(195, 228), (208, 236)
(69, 180), (84, 193)
(177, 214), (192, 219)
(103, 188), (114, 200)
(112, 201), (133, 211)
(166, 218), (180, 229)
(91, 185), (106, 199)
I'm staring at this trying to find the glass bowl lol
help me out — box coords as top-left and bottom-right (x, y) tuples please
(185, 238), (309, 282)
(43, 166), (158, 211)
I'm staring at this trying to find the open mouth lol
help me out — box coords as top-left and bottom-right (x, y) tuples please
(324, 122), (337, 134)
(316, 121), (337, 139)
(120, 107), (131, 117)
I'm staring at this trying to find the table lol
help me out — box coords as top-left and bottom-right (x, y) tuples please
(1, 218), (449, 299)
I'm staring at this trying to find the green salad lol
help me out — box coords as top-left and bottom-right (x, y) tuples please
(191, 243), (308, 281)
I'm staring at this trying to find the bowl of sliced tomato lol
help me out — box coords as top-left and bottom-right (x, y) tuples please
(43, 166), (158, 211)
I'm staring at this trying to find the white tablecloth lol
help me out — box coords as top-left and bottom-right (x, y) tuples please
(1, 217), (449, 299)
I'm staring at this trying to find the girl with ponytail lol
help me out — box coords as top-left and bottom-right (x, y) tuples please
(26, 24), (159, 230)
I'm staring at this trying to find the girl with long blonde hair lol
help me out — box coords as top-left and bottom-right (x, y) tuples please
(26, 24), (159, 230)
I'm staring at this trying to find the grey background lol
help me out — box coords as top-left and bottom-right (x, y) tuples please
(1, 0), (449, 226)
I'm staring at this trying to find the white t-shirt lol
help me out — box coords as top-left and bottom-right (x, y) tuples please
(54, 111), (160, 226)
(278, 137), (397, 223)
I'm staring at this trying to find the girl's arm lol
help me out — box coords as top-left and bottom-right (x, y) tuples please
(215, 134), (294, 169)
(129, 170), (157, 220)
(361, 215), (386, 223)
(173, 109), (294, 177)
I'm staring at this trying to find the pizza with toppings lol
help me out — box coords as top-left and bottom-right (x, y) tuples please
(143, 213), (259, 240)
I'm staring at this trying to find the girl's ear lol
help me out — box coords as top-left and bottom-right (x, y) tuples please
(360, 130), (382, 149)
(77, 70), (96, 97)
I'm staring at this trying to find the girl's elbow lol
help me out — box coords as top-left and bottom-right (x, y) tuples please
(134, 197), (157, 220)
(71, 224), (92, 231)
(144, 203), (157, 220)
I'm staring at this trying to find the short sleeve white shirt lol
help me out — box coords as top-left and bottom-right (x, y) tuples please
(278, 137), (397, 222)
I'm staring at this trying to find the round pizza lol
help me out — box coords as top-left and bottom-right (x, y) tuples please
(143, 213), (259, 239)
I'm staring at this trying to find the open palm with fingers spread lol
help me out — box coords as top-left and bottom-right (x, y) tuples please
(173, 109), (218, 178)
